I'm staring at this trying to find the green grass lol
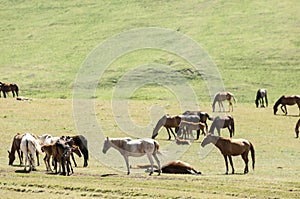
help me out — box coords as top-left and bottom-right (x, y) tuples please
(0, 0), (300, 198)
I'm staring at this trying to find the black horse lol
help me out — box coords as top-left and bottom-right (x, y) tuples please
(66, 135), (89, 167)
(0, 82), (19, 98)
(255, 89), (268, 108)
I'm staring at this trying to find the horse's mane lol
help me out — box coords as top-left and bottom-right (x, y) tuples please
(274, 95), (284, 108)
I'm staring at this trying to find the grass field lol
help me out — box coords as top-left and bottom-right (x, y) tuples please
(0, 0), (299, 198)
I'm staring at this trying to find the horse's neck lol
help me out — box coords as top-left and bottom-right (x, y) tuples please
(153, 118), (165, 133)
(214, 137), (229, 149)
(111, 139), (127, 150)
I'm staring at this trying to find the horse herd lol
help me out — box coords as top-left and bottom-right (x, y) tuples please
(6, 88), (300, 176)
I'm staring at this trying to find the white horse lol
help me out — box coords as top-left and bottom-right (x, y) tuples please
(102, 137), (161, 175)
(20, 133), (43, 172)
(38, 134), (60, 145)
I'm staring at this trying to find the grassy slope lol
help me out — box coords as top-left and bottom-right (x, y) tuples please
(0, 0), (300, 198)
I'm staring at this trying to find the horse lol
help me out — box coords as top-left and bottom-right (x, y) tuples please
(0, 82), (19, 98)
(209, 115), (235, 137)
(178, 120), (206, 139)
(255, 89), (268, 108)
(212, 92), (236, 112)
(8, 133), (24, 165)
(20, 133), (43, 172)
(102, 137), (161, 175)
(153, 160), (201, 175)
(201, 133), (255, 174)
(182, 111), (213, 134)
(69, 135), (89, 167)
(152, 115), (181, 140)
(273, 95), (300, 115)
(295, 119), (300, 138)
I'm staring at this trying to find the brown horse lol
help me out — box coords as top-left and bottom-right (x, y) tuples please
(152, 115), (181, 140)
(273, 95), (300, 115)
(212, 92), (236, 112)
(255, 88), (268, 108)
(0, 82), (19, 98)
(153, 160), (201, 175)
(209, 115), (235, 137)
(295, 119), (300, 138)
(201, 133), (255, 174)
(8, 133), (24, 165)
(67, 135), (89, 167)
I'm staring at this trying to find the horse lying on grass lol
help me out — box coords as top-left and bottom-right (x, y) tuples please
(201, 133), (255, 175)
(102, 137), (161, 175)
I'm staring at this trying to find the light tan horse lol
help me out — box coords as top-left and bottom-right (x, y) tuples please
(209, 115), (235, 137)
(201, 133), (255, 174)
(212, 92), (236, 112)
(178, 120), (206, 139)
(295, 119), (300, 138)
(273, 95), (300, 115)
(152, 115), (181, 140)
(102, 137), (161, 175)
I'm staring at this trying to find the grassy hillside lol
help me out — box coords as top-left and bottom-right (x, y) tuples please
(1, 0), (299, 101)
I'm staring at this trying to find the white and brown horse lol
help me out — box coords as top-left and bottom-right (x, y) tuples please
(201, 133), (255, 174)
(102, 137), (161, 175)
(212, 92), (236, 112)
(255, 89), (268, 108)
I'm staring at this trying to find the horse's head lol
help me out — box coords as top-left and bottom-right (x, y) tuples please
(201, 133), (217, 147)
(72, 145), (82, 157)
(273, 105), (278, 115)
(8, 150), (15, 165)
(102, 137), (111, 154)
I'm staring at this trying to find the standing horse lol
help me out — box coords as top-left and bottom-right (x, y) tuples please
(273, 95), (300, 115)
(0, 82), (19, 98)
(201, 133), (255, 174)
(152, 115), (181, 140)
(212, 92), (236, 112)
(20, 133), (43, 171)
(102, 137), (161, 175)
(209, 115), (235, 137)
(255, 89), (268, 108)
(182, 111), (213, 133)
(295, 119), (300, 138)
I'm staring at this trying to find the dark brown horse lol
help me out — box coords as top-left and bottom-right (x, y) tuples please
(152, 115), (181, 140)
(209, 115), (235, 137)
(273, 95), (300, 115)
(0, 82), (19, 98)
(255, 89), (268, 108)
(212, 92), (236, 112)
(67, 135), (89, 167)
(154, 160), (201, 175)
(201, 133), (255, 174)
(8, 133), (24, 165)
(295, 119), (300, 138)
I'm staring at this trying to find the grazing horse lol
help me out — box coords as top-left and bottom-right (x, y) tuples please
(153, 160), (201, 175)
(295, 119), (300, 138)
(20, 133), (43, 171)
(152, 115), (181, 140)
(201, 134), (255, 174)
(255, 89), (268, 108)
(182, 111), (213, 134)
(102, 137), (161, 175)
(0, 82), (19, 98)
(8, 133), (24, 165)
(209, 115), (235, 137)
(69, 135), (89, 167)
(273, 95), (300, 115)
(212, 92), (236, 112)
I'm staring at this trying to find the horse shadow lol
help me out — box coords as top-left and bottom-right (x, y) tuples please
(276, 114), (299, 117)
(15, 169), (31, 173)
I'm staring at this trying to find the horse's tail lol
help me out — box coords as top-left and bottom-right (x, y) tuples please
(265, 90), (268, 107)
(231, 93), (237, 103)
(153, 140), (161, 154)
(206, 113), (213, 121)
(250, 142), (255, 170)
(229, 116), (235, 136)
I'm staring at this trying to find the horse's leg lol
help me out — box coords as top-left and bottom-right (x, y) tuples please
(71, 153), (77, 167)
(152, 153), (161, 175)
(17, 150), (23, 165)
(229, 101), (233, 112)
(228, 127), (232, 138)
(217, 128), (221, 136)
(280, 105), (286, 114)
(24, 153), (28, 171)
(123, 155), (130, 175)
(242, 153), (249, 174)
(228, 156), (234, 174)
(3, 91), (6, 98)
(196, 129), (200, 140)
(43, 154), (48, 171)
(223, 155), (229, 174)
(36, 151), (39, 166)
(169, 128), (176, 140)
(166, 128), (171, 140)
(147, 153), (155, 176)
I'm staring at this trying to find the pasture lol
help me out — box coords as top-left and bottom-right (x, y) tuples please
(0, 0), (299, 198)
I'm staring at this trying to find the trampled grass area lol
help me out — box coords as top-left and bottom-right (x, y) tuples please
(0, 0), (299, 198)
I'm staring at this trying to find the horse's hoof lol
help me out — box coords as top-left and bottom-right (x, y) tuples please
(149, 172), (153, 176)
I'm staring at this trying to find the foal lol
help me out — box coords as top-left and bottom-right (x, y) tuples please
(201, 133), (255, 174)
(178, 120), (206, 139)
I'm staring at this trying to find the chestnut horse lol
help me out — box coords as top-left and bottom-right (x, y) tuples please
(102, 137), (161, 175)
(152, 115), (181, 140)
(295, 119), (300, 138)
(0, 82), (19, 98)
(255, 89), (268, 108)
(201, 133), (255, 174)
(153, 160), (201, 175)
(212, 92), (236, 112)
(273, 95), (300, 115)
(209, 115), (235, 137)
